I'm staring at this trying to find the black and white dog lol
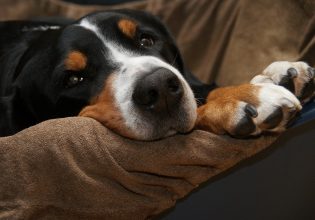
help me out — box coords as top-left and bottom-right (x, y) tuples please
(0, 10), (314, 139)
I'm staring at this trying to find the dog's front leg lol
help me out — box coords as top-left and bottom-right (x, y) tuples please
(195, 61), (315, 138)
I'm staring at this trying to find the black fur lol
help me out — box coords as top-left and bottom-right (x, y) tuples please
(0, 10), (215, 136)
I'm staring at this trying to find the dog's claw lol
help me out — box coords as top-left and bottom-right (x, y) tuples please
(307, 67), (315, 79)
(245, 103), (258, 118)
(287, 68), (298, 78)
(253, 61), (315, 103)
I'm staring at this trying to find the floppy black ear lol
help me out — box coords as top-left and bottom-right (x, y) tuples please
(0, 21), (63, 81)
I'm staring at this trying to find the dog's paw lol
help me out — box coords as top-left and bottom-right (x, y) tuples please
(196, 84), (301, 138)
(251, 61), (315, 103)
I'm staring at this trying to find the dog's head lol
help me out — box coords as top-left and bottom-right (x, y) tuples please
(16, 10), (197, 140)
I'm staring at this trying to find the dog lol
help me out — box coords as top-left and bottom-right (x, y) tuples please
(0, 9), (314, 140)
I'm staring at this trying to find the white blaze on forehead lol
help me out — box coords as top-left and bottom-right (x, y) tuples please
(79, 20), (101, 38)
(78, 18), (197, 138)
(78, 19), (189, 80)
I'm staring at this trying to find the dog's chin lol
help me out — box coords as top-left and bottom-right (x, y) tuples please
(123, 113), (197, 141)
(126, 124), (194, 141)
(79, 103), (197, 141)
(83, 110), (196, 141)
(127, 97), (197, 141)
(123, 104), (197, 140)
(150, 125), (194, 141)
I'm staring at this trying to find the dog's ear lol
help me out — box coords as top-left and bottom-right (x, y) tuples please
(0, 22), (31, 80)
(0, 21), (62, 81)
(0, 22), (65, 121)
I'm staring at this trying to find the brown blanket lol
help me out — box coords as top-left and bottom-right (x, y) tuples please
(0, 117), (276, 219)
(0, 0), (314, 219)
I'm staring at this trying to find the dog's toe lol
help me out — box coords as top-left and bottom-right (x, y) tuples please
(260, 107), (283, 130)
(196, 83), (302, 138)
(277, 68), (297, 93)
(232, 84), (301, 136)
(299, 74), (315, 101)
(251, 61), (315, 103)
(254, 83), (301, 134)
(232, 111), (256, 138)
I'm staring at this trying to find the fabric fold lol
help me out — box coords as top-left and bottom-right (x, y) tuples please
(0, 117), (276, 219)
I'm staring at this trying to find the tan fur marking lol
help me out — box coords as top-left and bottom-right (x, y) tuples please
(118, 19), (137, 38)
(196, 84), (260, 134)
(65, 51), (87, 71)
(79, 74), (135, 138)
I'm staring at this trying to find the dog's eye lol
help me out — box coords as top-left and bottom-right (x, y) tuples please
(66, 74), (84, 87)
(139, 34), (154, 47)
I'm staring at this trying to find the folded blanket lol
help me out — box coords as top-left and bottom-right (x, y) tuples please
(0, 117), (276, 219)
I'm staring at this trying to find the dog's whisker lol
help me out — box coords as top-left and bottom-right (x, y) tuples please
(195, 98), (202, 106)
(171, 52), (178, 66)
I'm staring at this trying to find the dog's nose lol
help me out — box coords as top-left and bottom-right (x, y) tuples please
(132, 68), (183, 112)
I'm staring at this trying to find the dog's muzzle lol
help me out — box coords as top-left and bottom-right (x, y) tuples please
(132, 68), (183, 114)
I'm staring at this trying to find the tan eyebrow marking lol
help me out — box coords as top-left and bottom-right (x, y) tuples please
(117, 19), (137, 38)
(64, 51), (87, 71)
